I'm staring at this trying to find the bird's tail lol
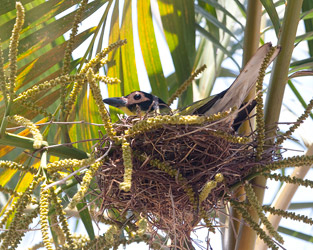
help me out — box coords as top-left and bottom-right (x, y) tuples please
(204, 43), (280, 116)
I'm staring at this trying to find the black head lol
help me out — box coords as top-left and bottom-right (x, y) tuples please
(103, 91), (169, 116)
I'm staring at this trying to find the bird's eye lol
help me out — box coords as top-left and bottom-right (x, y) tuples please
(133, 94), (142, 100)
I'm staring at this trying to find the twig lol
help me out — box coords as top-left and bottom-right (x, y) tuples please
(6, 120), (105, 131)
(44, 141), (112, 190)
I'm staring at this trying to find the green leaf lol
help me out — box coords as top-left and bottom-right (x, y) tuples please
(137, 0), (168, 101)
(195, 5), (240, 43)
(158, 0), (194, 107)
(302, 0), (313, 55)
(287, 80), (313, 120)
(195, 23), (240, 69)
(120, 0), (139, 95)
(219, 67), (237, 78)
(78, 0), (114, 71)
(73, 86), (104, 152)
(201, 0), (244, 30)
(260, 0), (281, 37)
(107, 0), (123, 122)
(77, 201), (95, 240)
(0, 133), (88, 159)
(1, 0), (106, 61)
(295, 31), (313, 45)
(0, 0), (35, 16)
(301, 7), (313, 21)
(233, 0), (246, 16)
(288, 202), (313, 210)
(16, 27), (95, 89)
(278, 226), (313, 242)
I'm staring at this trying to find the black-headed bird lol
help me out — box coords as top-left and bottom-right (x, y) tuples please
(103, 91), (171, 116)
(103, 43), (280, 130)
(103, 90), (255, 131)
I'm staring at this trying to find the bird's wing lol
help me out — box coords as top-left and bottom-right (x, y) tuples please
(179, 94), (217, 115)
(204, 43), (280, 116)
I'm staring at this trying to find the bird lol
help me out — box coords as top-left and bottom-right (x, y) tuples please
(103, 43), (280, 130)
(103, 90), (255, 131)
(103, 91), (171, 116)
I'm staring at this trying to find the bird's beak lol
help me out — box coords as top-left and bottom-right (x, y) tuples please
(103, 97), (127, 107)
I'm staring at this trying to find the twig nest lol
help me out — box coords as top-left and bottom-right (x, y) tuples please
(95, 114), (272, 245)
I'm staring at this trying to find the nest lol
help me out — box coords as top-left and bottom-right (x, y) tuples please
(95, 114), (273, 247)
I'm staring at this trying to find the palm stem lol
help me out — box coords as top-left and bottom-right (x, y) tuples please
(228, 1), (262, 249)
(255, 0), (304, 249)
